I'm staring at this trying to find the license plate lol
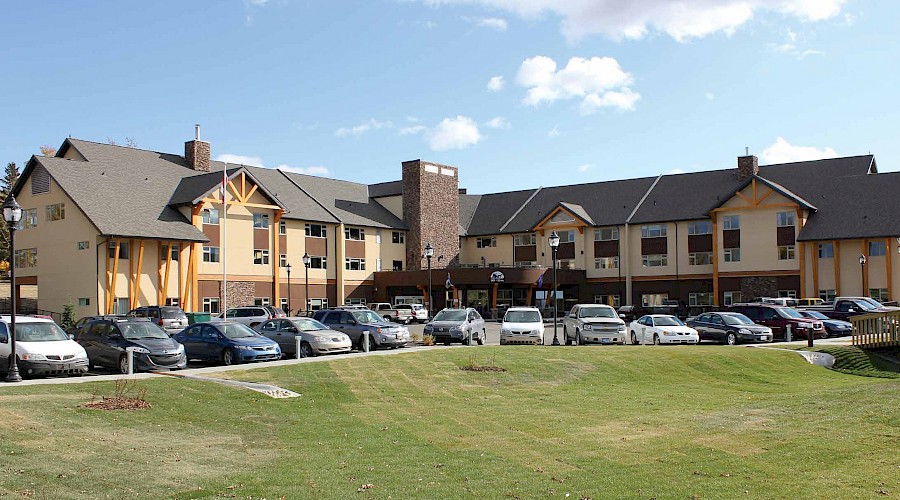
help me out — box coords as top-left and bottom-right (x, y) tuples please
(760, 336), (768, 341)
(601, 338), (611, 343)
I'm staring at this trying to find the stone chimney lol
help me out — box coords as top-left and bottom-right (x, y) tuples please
(402, 160), (460, 271)
(737, 150), (758, 181)
(185, 124), (210, 172)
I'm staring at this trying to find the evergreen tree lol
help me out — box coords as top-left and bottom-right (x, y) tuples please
(61, 301), (77, 330)
(0, 162), (21, 262)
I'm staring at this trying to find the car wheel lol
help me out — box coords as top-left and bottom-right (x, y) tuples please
(725, 332), (738, 346)
(477, 330), (486, 345)
(444, 339), (452, 346)
(576, 331), (583, 346)
(367, 335), (378, 352)
(299, 342), (314, 358)
(631, 332), (637, 345)
(118, 355), (130, 374)
(821, 330), (829, 339)
(222, 348), (235, 366)
(563, 326), (571, 345)
(653, 334), (661, 346)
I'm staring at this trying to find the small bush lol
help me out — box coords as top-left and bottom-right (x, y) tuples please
(422, 334), (435, 346)
(82, 379), (151, 410)
(461, 353), (506, 372)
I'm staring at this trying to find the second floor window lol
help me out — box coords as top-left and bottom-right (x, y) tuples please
(476, 237), (496, 248)
(722, 215), (740, 230)
(345, 258), (366, 271)
(253, 249), (269, 265)
(14, 248), (37, 268)
(203, 246), (220, 263)
(687, 221), (712, 235)
(46, 203), (65, 221)
(305, 224), (327, 238)
(161, 244), (180, 261)
(818, 243), (834, 258)
(514, 233), (536, 246)
(253, 213), (269, 229)
(778, 245), (796, 260)
(723, 248), (741, 262)
(641, 224), (667, 238)
(642, 254), (668, 267)
(22, 208), (37, 229)
(345, 227), (365, 241)
(558, 230), (576, 243)
(869, 240), (886, 257)
(594, 256), (619, 269)
(688, 252), (712, 265)
(202, 208), (219, 225)
(108, 241), (130, 259)
(279, 220), (286, 235)
(392, 260), (403, 271)
(392, 231), (404, 244)
(776, 211), (795, 227)
(279, 254), (287, 267)
(308, 256), (326, 269)
(594, 227), (619, 241)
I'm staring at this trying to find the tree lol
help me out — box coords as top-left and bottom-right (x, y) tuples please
(0, 162), (21, 262)
(61, 301), (77, 330)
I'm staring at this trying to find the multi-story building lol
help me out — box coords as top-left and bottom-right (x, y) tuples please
(10, 130), (900, 317)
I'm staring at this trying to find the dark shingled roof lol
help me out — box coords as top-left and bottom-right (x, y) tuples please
(280, 171), (406, 229)
(238, 166), (340, 224)
(169, 167), (241, 206)
(458, 194), (482, 235)
(797, 171), (900, 241)
(368, 180), (403, 198)
(465, 188), (540, 236)
(629, 169), (741, 224)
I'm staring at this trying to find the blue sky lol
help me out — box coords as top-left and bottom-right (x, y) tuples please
(1, 0), (897, 193)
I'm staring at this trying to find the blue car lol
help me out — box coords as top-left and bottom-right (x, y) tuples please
(173, 321), (282, 365)
(797, 310), (854, 337)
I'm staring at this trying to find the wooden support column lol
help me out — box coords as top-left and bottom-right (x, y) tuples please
(189, 204), (204, 312)
(886, 238), (893, 300)
(862, 239), (869, 295)
(797, 208), (806, 298)
(130, 240), (144, 309)
(105, 238), (111, 314)
(107, 239), (121, 314)
(157, 241), (163, 305)
(272, 210), (283, 306)
(491, 283), (499, 309)
(711, 214), (720, 306)
(809, 241), (817, 298)
(833, 240), (841, 296)
(128, 238), (134, 307)
(526, 285), (534, 306)
(163, 241), (173, 306)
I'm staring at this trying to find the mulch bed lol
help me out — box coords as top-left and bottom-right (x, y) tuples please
(81, 397), (151, 411)
(460, 366), (507, 372)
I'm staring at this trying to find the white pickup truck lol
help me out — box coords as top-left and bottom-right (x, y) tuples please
(369, 303), (414, 324)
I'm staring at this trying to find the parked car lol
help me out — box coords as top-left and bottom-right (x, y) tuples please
(368, 303), (414, 324)
(500, 307), (544, 345)
(727, 303), (824, 341)
(617, 305), (639, 323)
(796, 310), (853, 337)
(256, 317), (351, 358)
(563, 304), (627, 345)
(262, 305), (288, 318)
(755, 297), (800, 307)
(67, 314), (126, 337)
(220, 306), (275, 328)
(423, 308), (487, 345)
(629, 314), (699, 345)
(797, 298), (825, 307)
(76, 318), (187, 373)
(394, 303), (429, 323)
(312, 308), (411, 351)
(686, 312), (773, 345)
(173, 321), (282, 365)
(127, 306), (189, 335)
(803, 296), (899, 322)
(0, 315), (89, 378)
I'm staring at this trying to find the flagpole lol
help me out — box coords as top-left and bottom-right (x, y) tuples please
(222, 168), (228, 316)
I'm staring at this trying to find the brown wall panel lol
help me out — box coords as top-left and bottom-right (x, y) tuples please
(254, 281), (273, 299)
(253, 229), (269, 249)
(305, 237), (327, 256)
(279, 234), (287, 250)
(722, 229), (741, 249)
(557, 242), (576, 260)
(776, 226), (796, 246)
(514, 245), (537, 262)
(687, 234), (712, 253)
(203, 225), (220, 246)
(641, 237), (667, 255)
(345, 284), (374, 300)
(594, 240), (619, 257)
(345, 240), (366, 258)
(198, 280), (220, 298)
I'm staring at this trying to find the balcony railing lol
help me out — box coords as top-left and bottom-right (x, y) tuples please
(851, 310), (900, 348)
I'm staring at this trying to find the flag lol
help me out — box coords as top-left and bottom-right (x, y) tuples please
(445, 272), (453, 289)
(537, 274), (543, 289)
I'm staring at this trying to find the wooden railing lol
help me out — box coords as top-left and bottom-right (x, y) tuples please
(852, 310), (900, 348)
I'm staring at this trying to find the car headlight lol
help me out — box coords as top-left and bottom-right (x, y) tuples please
(313, 336), (331, 342)
(532, 330), (542, 336)
(374, 328), (383, 334)
(130, 347), (151, 354)
(424, 325), (433, 332)
(21, 353), (46, 361)
(582, 324), (592, 330)
(450, 326), (462, 332)
(501, 328), (511, 334)
(175, 344), (185, 354)
(662, 331), (676, 336)
(738, 328), (751, 334)
(617, 324), (626, 332)
(234, 345), (254, 350)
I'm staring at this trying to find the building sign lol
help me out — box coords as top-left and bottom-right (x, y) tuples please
(490, 271), (505, 283)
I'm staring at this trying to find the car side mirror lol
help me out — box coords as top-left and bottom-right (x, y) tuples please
(286, 326), (298, 333)
(67, 334), (75, 340)
(619, 314), (626, 319)
(848, 308), (855, 313)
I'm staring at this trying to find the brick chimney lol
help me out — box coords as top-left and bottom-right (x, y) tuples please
(737, 150), (758, 181)
(185, 124), (210, 172)
(402, 160), (460, 271)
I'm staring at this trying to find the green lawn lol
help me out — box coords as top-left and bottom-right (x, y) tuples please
(0, 346), (897, 499)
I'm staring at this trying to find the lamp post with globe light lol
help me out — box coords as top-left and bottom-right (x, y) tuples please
(302, 252), (311, 315)
(549, 231), (560, 346)
(424, 243), (434, 320)
(4, 195), (23, 383)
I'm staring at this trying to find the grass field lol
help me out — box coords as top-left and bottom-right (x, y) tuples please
(0, 346), (898, 499)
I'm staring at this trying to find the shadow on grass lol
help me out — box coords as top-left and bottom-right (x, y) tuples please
(801, 345), (900, 378)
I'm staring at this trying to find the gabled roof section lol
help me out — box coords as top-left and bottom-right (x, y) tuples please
(458, 193), (482, 236)
(241, 166), (340, 224)
(798, 171), (900, 241)
(465, 188), (541, 236)
(169, 166), (287, 210)
(707, 174), (817, 212)
(558, 202), (595, 225)
(368, 180), (403, 198)
(280, 171), (406, 229)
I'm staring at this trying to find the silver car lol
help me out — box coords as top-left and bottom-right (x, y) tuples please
(256, 317), (351, 358)
(562, 304), (627, 345)
(220, 306), (272, 328)
(424, 308), (487, 345)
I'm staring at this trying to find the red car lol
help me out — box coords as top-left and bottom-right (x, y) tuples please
(728, 303), (826, 341)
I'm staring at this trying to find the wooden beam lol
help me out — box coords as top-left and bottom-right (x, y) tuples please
(711, 213), (719, 306)
(163, 241), (173, 306)
(131, 240), (144, 310)
(797, 208), (805, 298)
(181, 245), (193, 310)
(751, 178), (757, 205)
(191, 243), (199, 312)
(108, 239), (121, 314)
(756, 188), (775, 206)
(887, 238), (894, 301)
(157, 241), (163, 305)
(227, 180), (241, 202)
(245, 184), (258, 202)
(200, 198), (281, 210)
(735, 191), (753, 205)
(491, 282), (499, 309)
(128, 238), (134, 309)
(241, 172), (246, 202)
(710, 203), (799, 213)
(273, 210), (283, 307)
(105, 238), (111, 314)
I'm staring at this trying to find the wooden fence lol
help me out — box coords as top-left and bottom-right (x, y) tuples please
(852, 310), (900, 348)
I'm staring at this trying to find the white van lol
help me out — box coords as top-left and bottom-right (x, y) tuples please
(0, 316), (89, 378)
(500, 307), (545, 345)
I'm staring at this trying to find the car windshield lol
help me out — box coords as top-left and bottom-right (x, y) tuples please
(291, 318), (328, 331)
(855, 300), (877, 311)
(578, 307), (616, 319)
(802, 311), (829, 320)
(722, 314), (754, 326)
(778, 307), (805, 319)
(434, 310), (467, 322)
(119, 323), (170, 340)
(220, 323), (259, 339)
(653, 316), (684, 326)
(352, 310), (384, 324)
(860, 297), (883, 308)
(13, 323), (70, 342)
(504, 310), (541, 323)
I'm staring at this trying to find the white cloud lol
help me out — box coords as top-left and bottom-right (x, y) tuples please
(335, 119), (393, 137)
(667, 168), (686, 175)
(705, 92), (715, 100)
(426, 116), (482, 151)
(515, 55), (639, 113)
(484, 116), (510, 129)
(399, 125), (427, 135)
(799, 49), (824, 58)
(469, 16), (508, 31)
(215, 154), (329, 176)
(548, 125), (560, 137)
(577, 163), (592, 173)
(417, 0), (846, 42)
(487, 75), (505, 91)
(760, 137), (838, 164)
(768, 28), (825, 58)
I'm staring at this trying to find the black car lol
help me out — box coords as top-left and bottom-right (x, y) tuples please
(617, 305), (640, 323)
(686, 311), (773, 345)
(66, 314), (126, 338)
(76, 318), (187, 373)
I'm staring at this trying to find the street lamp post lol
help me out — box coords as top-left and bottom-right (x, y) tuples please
(549, 231), (560, 346)
(302, 252), (310, 316)
(424, 243), (434, 320)
(286, 263), (292, 316)
(4, 195), (23, 383)
(859, 254), (867, 296)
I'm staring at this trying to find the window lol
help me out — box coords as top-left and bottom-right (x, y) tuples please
(77, 241), (90, 251)
(279, 254), (287, 267)
(476, 237), (497, 248)
(689, 292), (713, 306)
(253, 249), (270, 265)
(45, 203), (65, 221)
(869, 288), (890, 302)
(688, 252), (712, 265)
(641, 224), (667, 238)
(392, 260), (403, 271)
(818, 243), (834, 259)
(558, 230), (576, 243)
(308, 256), (326, 269)
(202, 297), (220, 314)
(594, 294), (621, 307)
(869, 240), (886, 257)
(819, 289), (836, 302)
(375, 230), (382, 244)
(778, 290), (798, 298)
(722, 215), (740, 230)
(514, 233), (536, 246)
(594, 256), (619, 269)
(279, 220), (286, 235)
(345, 227), (365, 241)
(687, 221), (712, 235)
(376, 258), (382, 272)
(203, 246), (220, 263)
(14, 248), (37, 268)
(253, 297), (271, 306)
(253, 213), (269, 229)
(113, 298), (130, 315)
(594, 227), (619, 241)
(202, 208), (219, 225)
(345, 258), (366, 271)
(108, 241), (130, 259)
(22, 208), (37, 229)
(641, 293), (668, 307)
(778, 245), (796, 260)
(776, 211), (795, 227)
(161, 244), (180, 261)
(723, 291), (741, 306)
(346, 298), (366, 306)
(392, 231), (404, 244)
(305, 224), (327, 238)
(723, 248), (741, 262)
(309, 298), (328, 311)
(641, 254), (668, 267)
(165, 298), (179, 307)
(77, 298), (90, 306)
